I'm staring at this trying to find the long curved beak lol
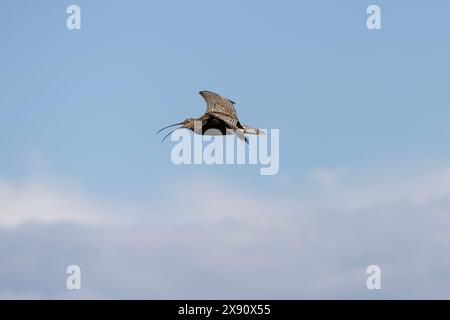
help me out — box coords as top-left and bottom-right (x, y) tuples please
(160, 129), (179, 143)
(157, 122), (183, 134)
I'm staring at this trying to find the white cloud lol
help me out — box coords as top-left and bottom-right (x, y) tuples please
(1, 167), (450, 298)
(0, 178), (127, 228)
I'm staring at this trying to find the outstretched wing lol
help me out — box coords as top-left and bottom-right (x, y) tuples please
(199, 91), (237, 118)
(207, 112), (249, 144)
(208, 112), (239, 129)
(200, 91), (257, 144)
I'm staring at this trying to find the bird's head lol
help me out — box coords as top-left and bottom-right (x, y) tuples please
(181, 118), (195, 130)
(157, 118), (196, 142)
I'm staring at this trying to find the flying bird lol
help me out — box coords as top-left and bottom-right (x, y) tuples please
(157, 91), (264, 144)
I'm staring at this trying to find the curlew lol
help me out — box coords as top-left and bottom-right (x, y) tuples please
(157, 91), (264, 144)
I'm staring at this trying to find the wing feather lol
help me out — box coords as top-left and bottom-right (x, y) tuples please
(199, 91), (238, 118)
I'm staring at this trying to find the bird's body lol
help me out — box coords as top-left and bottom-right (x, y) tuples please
(158, 91), (264, 143)
(196, 113), (232, 135)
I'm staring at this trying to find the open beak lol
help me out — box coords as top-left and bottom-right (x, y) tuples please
(157, 122), (183, 134)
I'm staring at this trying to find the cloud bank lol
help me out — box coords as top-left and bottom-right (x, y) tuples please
(1, 168), (450, 299)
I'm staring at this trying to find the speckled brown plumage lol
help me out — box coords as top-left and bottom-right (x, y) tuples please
(157, 90), (264, 144)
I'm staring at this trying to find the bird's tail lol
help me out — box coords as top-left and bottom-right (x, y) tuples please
(239, 125), (265, 135)
(232, 125), (265, 144)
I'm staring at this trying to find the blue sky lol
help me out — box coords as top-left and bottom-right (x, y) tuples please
(1, 1), (450, 298)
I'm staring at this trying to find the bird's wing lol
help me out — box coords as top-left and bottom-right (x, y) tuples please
(199, 91), (237, 118)
(207, 112), (239, 129)
(208, 112), (249, 144)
